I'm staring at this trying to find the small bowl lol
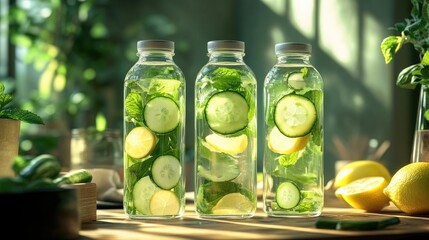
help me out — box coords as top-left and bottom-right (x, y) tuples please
(0, 187), (80, 239)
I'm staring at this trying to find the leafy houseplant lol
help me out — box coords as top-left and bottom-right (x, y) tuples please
(381, 0), (429, 162)
(0, 82), (44, 176)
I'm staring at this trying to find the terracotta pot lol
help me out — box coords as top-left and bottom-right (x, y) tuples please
(0, 119), (20, 176)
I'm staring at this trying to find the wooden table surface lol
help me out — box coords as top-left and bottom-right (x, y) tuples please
(78, 190), (429, 240)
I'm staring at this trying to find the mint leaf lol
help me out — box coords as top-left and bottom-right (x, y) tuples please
(276, 152), (300, 168)
(396, 64), (422, 89)
(210, 67), (242, 90)
(0, 93), (13, 109)
(423, 2), (429, 23)
(124, 91), (143, 124)
(380, 36), (404, 64)
(422, 50), (429, 66)
(300, 67), (309, 78)
(0, 108), (44, 124)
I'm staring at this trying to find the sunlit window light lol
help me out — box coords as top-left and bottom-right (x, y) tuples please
(319, 0), (358, 77)
(261, 0), (286, 15)
(290, 0), (315, 39)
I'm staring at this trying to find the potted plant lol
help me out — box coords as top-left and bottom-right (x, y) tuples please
(381, 0), (429, 163)
(0, 82), (44, 176)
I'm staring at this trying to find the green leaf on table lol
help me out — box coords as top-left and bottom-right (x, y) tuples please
(380, 35), (404, 64)
(0, 108), (44, 124)
(397, 64), (422, 89)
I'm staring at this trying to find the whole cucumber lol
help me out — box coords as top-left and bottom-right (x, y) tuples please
(19, 154), (61, 181)
(12, 155), (34, 176)
(53, 169), (93, 185)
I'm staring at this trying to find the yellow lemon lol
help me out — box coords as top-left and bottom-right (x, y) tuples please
(125, 126), (156, 159)
(334, 160), (391, 189)
(205, 133), (248, 155)
(212, 193), (254, 215)
(335, 176), (390, 212)
(149, 190), (180, 215)
(383, 162), (429, 215)
(267, 127), (309, 154)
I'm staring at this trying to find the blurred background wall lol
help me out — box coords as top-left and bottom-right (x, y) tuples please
(0, 0), (419, 188)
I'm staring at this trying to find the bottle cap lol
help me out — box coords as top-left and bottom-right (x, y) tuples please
(208, 40), (245, 52)
(137, 40), (174, 51)
(275, 42), (311, 54)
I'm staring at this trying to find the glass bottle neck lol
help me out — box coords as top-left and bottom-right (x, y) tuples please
(277, 53), (311, 64)
(138, 51), (174, 62)
(208, 51), (244, 63)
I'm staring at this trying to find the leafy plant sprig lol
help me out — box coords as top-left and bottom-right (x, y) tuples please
(381, 0), (429, 89)
(0, 82), (44, 124)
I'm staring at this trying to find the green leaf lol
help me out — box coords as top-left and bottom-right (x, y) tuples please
(424, 109), (429, 121)
(422, 50), (429, 66)
(124, 91), (143, 124)
(276, 152), (300, 168)
(210, 67), (242, 90)
(380, 36), (404, 64)
(0, 82), (4, 93)
(396, 64), (422, 89)
(300, 67), (309, 78)
(423, 1), (429, 23)
(0, 93), (13, 110)
(0, 108), (44, 124)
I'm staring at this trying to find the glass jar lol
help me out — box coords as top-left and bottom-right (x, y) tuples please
(263, 42), (324, 217)
(194, 40), (257, 218)
(70, 128), (122, 170)
(123, 40), (186, 219)
(411, 84), (429, 162)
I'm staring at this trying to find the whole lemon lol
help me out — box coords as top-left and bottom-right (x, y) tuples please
(383, 162), (429, 215)
(334, 160), (391, 189)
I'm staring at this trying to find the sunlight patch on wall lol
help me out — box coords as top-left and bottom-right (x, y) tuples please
(290, 0), (315, 39)
(319, 0), (358, 77)
(363, 12), (392, 111)
(261, 0), (286, 15)
(270, 26), (284, 44)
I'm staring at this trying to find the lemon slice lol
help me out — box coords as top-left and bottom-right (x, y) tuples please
(268, 126), (308, 154)
(125, 126), (156, 159)
(335, 176), (390, 212)
(212, 193), (254, 215)
(149, 190), (180, 215)
(205, 133), (248, 155)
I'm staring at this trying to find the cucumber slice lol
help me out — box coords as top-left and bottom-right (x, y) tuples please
(276, 181), (301, 209)
(144, 96), (180, 133)
(274, 94), (316, 137)
(151, 155), (181, 189)
(133, 176), (160, 215)
(197, 162), (240, 182)
(287, 72), (306, 89)
(205, 91), (249, 135)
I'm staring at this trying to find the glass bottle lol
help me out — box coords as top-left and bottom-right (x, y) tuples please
(194, 40), (257, 218)
(123, 40), (186, 219)
(411, 84), (429, 162)
(263, 42), (324, 217)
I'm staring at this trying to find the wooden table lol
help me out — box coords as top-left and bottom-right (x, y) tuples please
(78, 190), (429, 239)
